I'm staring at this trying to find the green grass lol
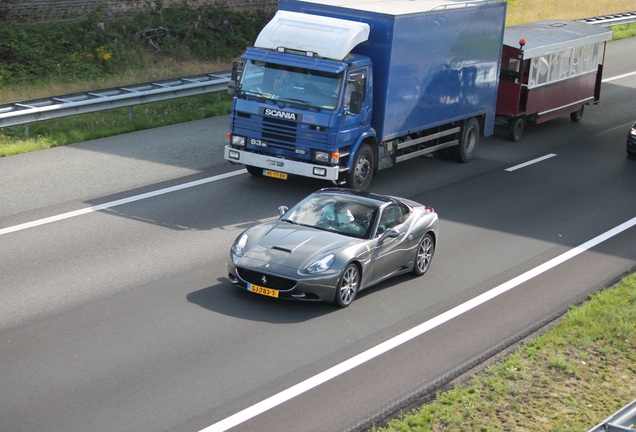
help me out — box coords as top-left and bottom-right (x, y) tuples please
(371, 274), (636, 432)
(0, 93), (231, 157)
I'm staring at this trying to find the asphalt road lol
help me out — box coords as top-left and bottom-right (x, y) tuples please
(1, 38), (635, 432)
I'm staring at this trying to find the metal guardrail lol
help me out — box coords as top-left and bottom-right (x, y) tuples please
(587, 398), (636, 432)
(578, 10), (636, 26)
(0, 11), (634, 132)
(0, 72), (231, 130)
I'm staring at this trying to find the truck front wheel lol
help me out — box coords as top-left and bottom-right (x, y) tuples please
(452, 118), (480, 163)
(245, 165), (263, 176)
(346, 143), (374, 191)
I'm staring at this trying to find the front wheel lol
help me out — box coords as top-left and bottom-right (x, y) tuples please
(570, 105), (584, 122)
(452, 118), (480, 163)
(334, 263), (360, 308)
(345, 144), (374, 191)
(412, 233), (435, 276)
(245, 165), (263, 176)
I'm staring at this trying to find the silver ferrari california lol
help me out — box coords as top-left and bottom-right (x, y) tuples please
(227, 188), (438, 307)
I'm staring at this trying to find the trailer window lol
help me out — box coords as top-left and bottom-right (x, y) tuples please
(549, 51), (562, 81)
(571, 47), (582, 76)
(581, 45), (591, 73)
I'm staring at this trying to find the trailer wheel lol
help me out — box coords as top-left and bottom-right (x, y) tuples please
(245, 165), (263, 176)
(346, 143), (374, 191)
(507, 117), (524, 142)
(570, 105), (584, 122)
(452, 118), (480, 163)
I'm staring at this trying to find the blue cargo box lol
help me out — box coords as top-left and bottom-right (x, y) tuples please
(278, 0), (507, 140)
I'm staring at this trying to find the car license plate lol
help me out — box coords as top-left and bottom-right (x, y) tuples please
(264, 170), (288, 180)
(248, 283), (279, 298)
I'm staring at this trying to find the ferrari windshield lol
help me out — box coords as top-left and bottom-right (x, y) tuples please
(282, 193), (379, 239)
(240, 60), (342, 110)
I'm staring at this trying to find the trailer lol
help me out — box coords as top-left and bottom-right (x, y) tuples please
(225, 0), (506, 190)
(496, 20), (613, 141)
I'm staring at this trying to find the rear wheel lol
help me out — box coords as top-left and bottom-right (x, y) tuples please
(346, 144), (374, 191)
(507, 117), (524, 142)
(570, 105), (584, 122)
(452, 118), (480, 162)
(334, 263), (360, 308)
(245, 165), (263, 176)
(412, 233), (435, 276)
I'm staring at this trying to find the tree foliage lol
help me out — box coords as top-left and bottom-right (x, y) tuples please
(0, 7), (270, 86)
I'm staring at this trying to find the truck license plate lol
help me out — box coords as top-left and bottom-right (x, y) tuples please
(264, 170), (288, 180)
(247, 283), (279, 298)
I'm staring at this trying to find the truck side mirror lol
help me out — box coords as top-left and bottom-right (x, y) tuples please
(349, 90), (363, 114)
(228, 60), (244, 95)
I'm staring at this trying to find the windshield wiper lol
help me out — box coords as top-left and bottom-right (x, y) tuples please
(280, 98), (321, 111)
(242, 89), (272, 99)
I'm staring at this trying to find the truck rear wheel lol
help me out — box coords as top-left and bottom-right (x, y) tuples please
(346, 143), (374, 191)
(508, 117), (524, 142)
(570, 105), (584, 122)
(452, 118), (480, 163)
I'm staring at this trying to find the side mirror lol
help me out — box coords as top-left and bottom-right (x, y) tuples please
(349, 90), (363, 114)
(228, 60), (244, 95)
(278, 206), (289, 216)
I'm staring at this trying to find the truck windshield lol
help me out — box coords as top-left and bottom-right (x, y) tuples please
(240, 60), (341, 110)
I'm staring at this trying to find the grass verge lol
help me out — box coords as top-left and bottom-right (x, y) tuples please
(0, 94), (231, 157)
(371, 273), (636, 432)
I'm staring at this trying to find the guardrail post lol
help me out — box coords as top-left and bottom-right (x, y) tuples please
(128, 106), (133, 122)
(24, 124), (29, 139)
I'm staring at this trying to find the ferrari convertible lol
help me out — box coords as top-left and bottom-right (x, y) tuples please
(227, 188), (438, 307)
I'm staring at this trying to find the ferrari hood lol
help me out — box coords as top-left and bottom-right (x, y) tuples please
(243, 223), (355, 269)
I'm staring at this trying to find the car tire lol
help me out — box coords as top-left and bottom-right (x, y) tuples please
(334, 263), (360, 308)
(570, 105), (584, 122)
(245, 165), (263, 176)
(412, 233), (435, 276)
(346, 144), (374, 191)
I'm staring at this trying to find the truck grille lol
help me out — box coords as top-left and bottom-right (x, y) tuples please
(262, 116), (297, 151)
(233, 110), (328, 155)
(237, 267), (296, 291)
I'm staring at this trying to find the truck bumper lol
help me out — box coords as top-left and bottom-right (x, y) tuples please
(224, 146), (340, 181)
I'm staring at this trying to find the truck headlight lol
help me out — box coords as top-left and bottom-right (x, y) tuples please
(231, 135), (246, 147)
(313, 151), (340, 164)
(314, 151), (329, 163)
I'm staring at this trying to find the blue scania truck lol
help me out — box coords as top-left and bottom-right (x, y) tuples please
(225, 0), (507, 190)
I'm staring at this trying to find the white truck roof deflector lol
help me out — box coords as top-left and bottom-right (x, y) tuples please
(254, 10), (370, 61)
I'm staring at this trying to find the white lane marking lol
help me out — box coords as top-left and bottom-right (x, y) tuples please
(0, 169), (246, 236)
(603, 71), (636, 83)
(505, 153), (557, 172)
(200, 216), (636, 432)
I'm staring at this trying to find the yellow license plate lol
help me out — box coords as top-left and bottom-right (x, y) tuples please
(248, 283), (279, 298)
(264, 170), (288, 180)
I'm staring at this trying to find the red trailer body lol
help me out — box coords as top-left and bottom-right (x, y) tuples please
(496, 20), (613, 141)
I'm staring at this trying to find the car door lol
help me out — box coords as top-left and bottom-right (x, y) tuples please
(369, 203), (412, 283)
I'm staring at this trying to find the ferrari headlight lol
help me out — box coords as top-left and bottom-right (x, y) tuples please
(306, 254), (335, 273)
(232, 233), (249, 257)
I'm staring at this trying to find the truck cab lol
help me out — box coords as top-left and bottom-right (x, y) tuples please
(226, 11), (374, 188)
